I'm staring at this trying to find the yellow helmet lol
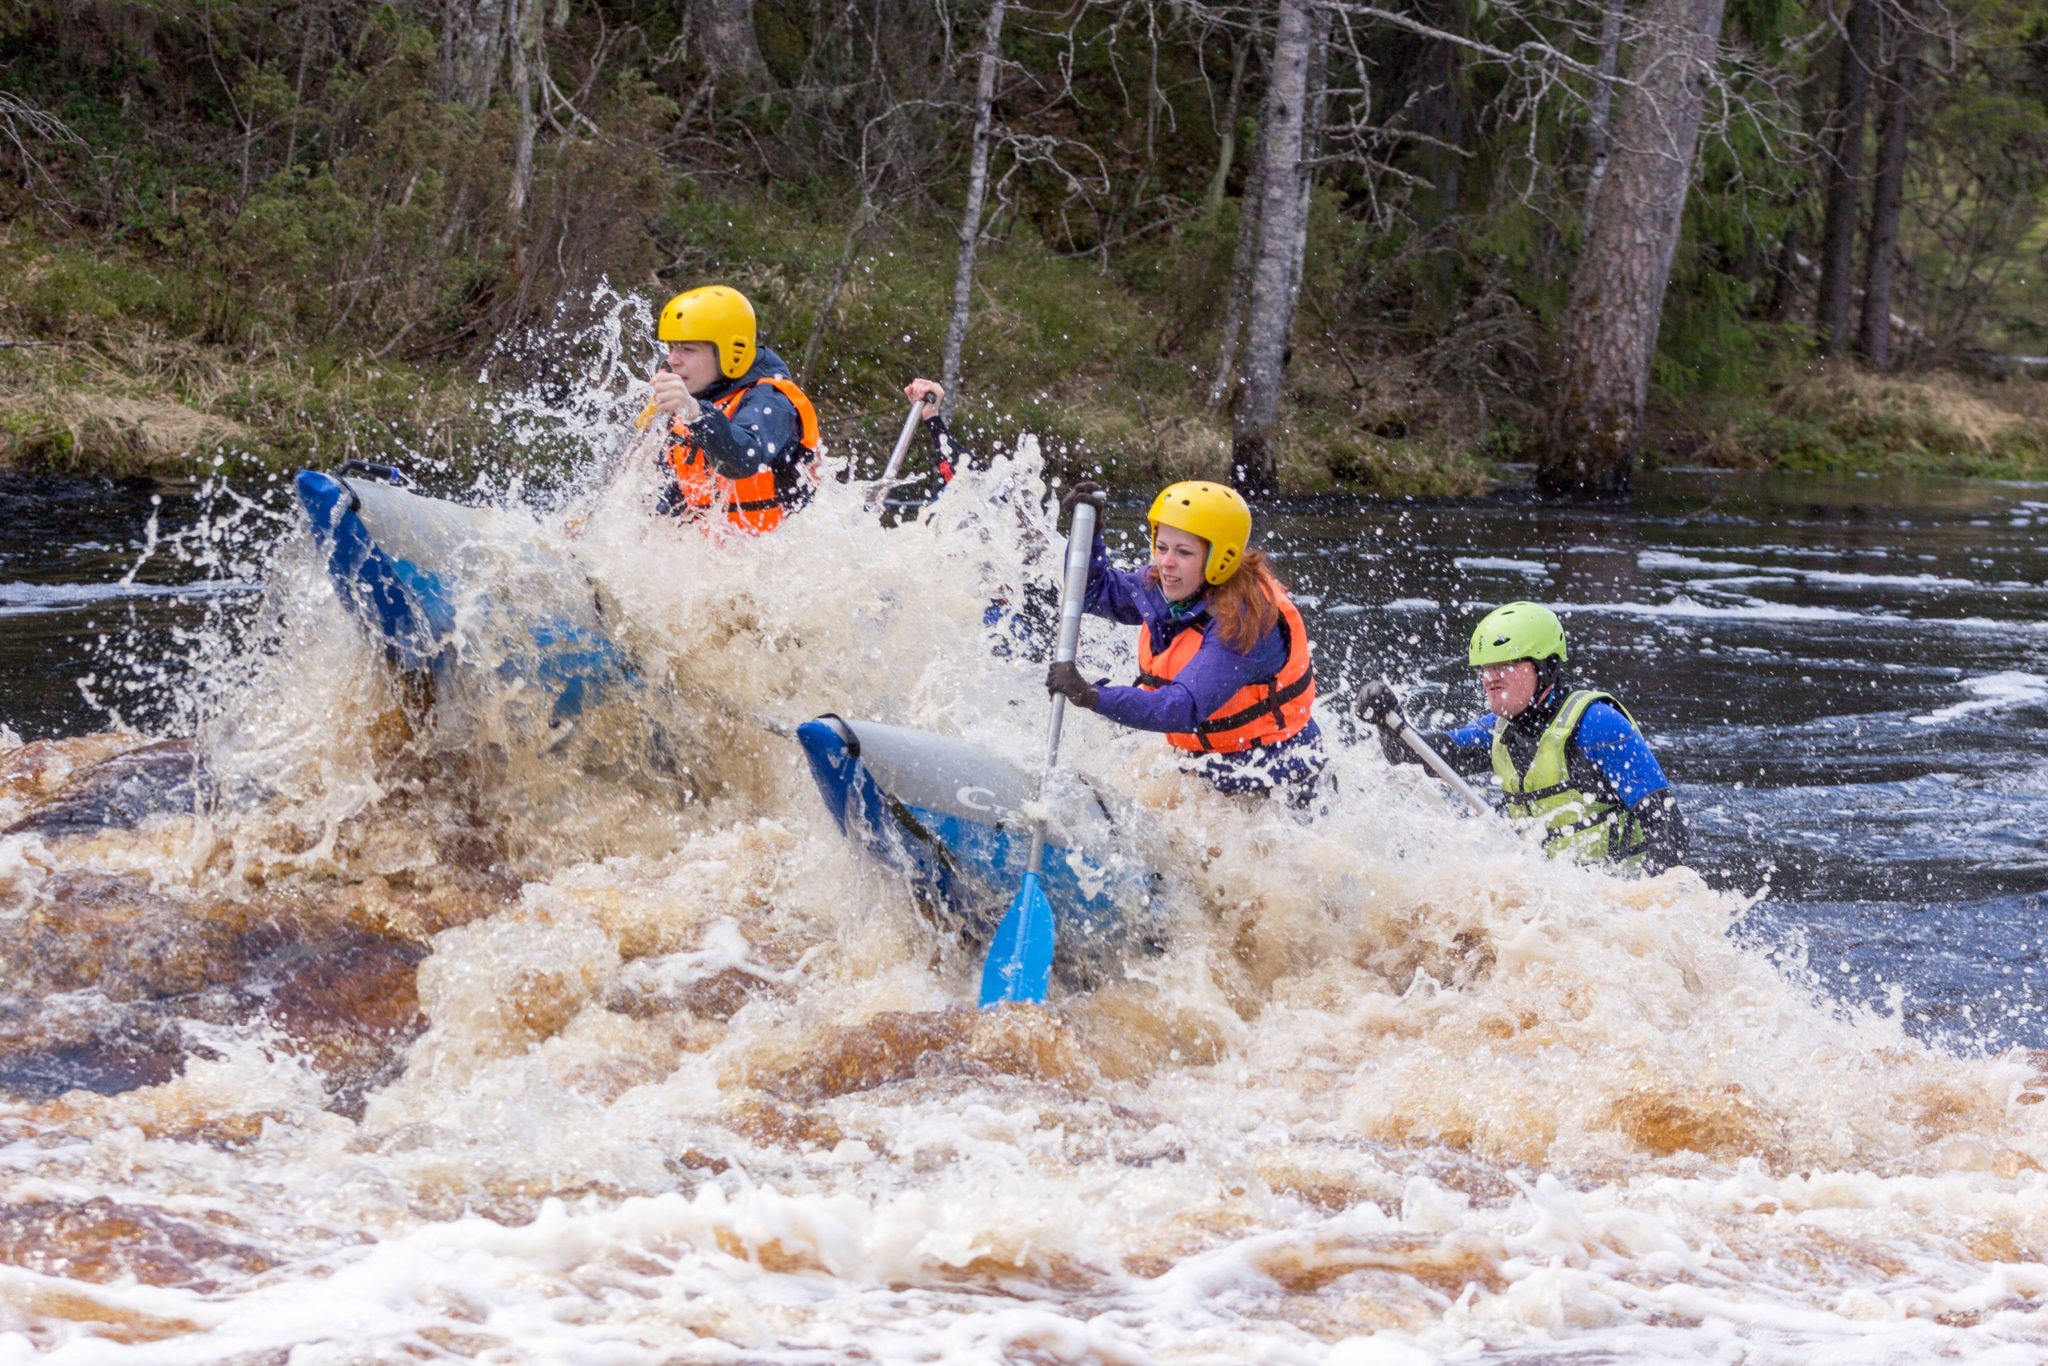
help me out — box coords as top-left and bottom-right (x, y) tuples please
(657, 285), (756, 379)
(1148, 481), (1252, 586)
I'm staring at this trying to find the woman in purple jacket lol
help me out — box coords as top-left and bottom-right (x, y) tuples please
(1046, 480), (1325, 806)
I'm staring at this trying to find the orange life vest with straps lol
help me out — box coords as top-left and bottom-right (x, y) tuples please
(1135, 581), (1316, 753)
(666, 375), (821, 534)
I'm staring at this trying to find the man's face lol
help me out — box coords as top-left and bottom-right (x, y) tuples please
(1478, 659), (1540, 718)
(667, 340), (723, 395)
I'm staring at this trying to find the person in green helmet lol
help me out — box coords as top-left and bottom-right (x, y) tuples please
(1354, 601), (1687, 873)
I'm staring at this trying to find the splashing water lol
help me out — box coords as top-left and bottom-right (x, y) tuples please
(4, 309), (2048, 1362)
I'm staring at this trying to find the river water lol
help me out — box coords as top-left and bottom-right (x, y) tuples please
(2, 452), (2047, 1361)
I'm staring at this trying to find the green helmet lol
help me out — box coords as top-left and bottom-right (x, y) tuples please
(1468, 601), (1567, 667)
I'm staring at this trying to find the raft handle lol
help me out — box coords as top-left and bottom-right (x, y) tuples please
(336, 460), (412, 487)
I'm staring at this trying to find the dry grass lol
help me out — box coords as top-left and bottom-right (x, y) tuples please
(1678, 360), (2048, 477)
(1827, 363), (2048, 446)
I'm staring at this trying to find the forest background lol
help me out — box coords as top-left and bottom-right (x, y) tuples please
(1, 0), (2044, 497)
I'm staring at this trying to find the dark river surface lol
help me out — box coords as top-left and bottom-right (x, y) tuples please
(4, 465), (2046, 1052)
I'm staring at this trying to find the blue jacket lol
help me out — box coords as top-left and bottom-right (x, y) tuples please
(1439, 696), (1670, 809)
(659, 347), (811, 512)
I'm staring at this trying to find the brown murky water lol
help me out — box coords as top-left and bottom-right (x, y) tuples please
(4, 456), (2048, 1361)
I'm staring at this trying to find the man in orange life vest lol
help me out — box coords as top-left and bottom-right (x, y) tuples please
(646, 285), (821, 534)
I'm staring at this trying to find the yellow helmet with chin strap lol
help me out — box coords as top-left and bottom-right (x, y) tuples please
(658, 285), (756, 379)
(1148, 481), (1252, 586)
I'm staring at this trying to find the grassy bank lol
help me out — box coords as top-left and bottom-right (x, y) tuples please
(1686, 362), (2048, 479)
(4, 220), (2045, 491)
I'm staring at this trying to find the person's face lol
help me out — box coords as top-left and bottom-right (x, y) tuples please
(667, 340), (722, 395)
(1478, 659), (1540, 718)
(1152, 523), (1209, 602)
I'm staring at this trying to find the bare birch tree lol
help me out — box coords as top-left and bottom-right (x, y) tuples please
(1208, 24), (1267, 409)
(940, 0), (1008, 412)
(1205, 35), (1252, 216)
(1538, 0), (1730, 496)
(1284, 5), (1332, 323)
(1207, 138), (1265, 407)
(506, 0), (542, 217)
(1229, 0), (1314, 494)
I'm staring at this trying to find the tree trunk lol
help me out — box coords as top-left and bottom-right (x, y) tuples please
(1204, 35), (1251, 217)
(441, 0), (505, 109)
(1581, 0), (1626, 238)
(692, 0), (769, 90)
(1283, 5), (1331, 324)
(1537, 0), (1730, 498)
(1857, 13), (1922, 371)
(939, 0), (1007, 411)
(1206, 94), (1267, 408)
(1815, 0), (1876, 355)
(505, 0), (540, 218)
(1228, 0), (1313, 495)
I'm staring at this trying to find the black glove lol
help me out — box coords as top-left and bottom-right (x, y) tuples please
(1354, 679), (1403, 727)
(1058, 480), (1107, 527)
(1046, 660), (1100, 710)
(1633, 789), (1688, 875)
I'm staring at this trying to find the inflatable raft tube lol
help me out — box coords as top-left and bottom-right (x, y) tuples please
(796, 714), (1163, 974)
(294, 463), (627, 723)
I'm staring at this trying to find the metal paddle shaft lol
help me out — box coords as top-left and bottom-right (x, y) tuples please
(1026, 499), (1096, 873)
(980, 500), (1096, 1008)
(879, 395), (933, 484)
(1388, 716), (1494, 817)
(865, 396), (934, 510)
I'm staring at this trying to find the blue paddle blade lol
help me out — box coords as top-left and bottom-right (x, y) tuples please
(979, 871), (1055, 1007)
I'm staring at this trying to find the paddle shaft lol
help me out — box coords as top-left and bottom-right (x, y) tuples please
(1024, 500), (1097, 877)
(635, 363), (668, 431)
(1387, 715), (1494, 817)
(878, 395), (933, 484)
(864, 396), (935, 510)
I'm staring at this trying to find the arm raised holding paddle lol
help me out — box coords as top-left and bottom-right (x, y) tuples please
(1354, 679), (1494, 817)
(1039, 480), (1327, 809)
(635, 285), (823, 537)
(1360, 602), (1687, 874)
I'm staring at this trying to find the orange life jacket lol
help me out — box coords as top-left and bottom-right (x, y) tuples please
(666, 375), (821, 534)
(1135, 580), (1316, 753)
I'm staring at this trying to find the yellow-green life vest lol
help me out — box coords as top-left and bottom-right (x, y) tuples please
(1491, 688), (1650, 867)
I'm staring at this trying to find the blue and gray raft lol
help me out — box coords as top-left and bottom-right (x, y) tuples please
(294, 463), (629, 724)
(796, 714), (1165, 981)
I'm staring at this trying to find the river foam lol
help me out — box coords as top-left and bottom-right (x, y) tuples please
(3, 375), (2048, 1362)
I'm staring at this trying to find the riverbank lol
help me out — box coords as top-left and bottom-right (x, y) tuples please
(4, 229), (2044, 490)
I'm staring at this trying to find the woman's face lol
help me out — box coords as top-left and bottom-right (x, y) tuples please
(1152, 523), (1209, 602)
(666, 340), (723, 395)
